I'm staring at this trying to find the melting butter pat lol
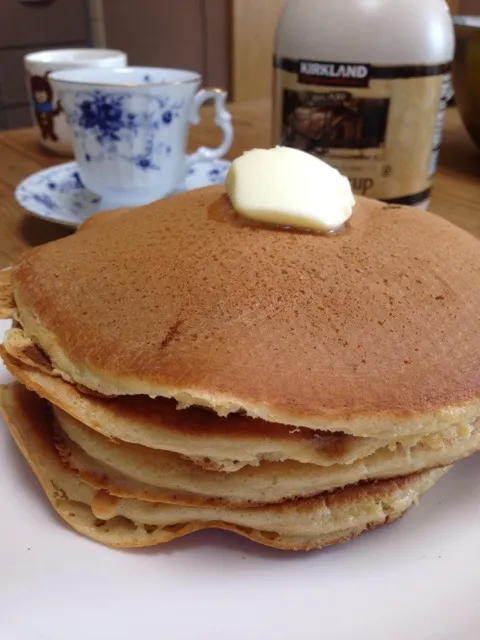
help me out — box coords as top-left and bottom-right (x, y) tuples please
(225, 146), (355, 232)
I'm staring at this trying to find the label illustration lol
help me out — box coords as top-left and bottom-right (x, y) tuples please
(29, 71), (62, 142)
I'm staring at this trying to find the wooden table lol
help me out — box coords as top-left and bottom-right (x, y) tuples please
(0, 101), (479, 268)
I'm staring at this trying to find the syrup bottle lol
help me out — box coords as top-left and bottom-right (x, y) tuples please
(273, 0), (454, 208)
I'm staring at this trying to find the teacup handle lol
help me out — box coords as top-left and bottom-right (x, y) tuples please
(187, 88), (233, 167)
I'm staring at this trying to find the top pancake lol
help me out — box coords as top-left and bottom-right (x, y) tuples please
(11, 186), (480, 434)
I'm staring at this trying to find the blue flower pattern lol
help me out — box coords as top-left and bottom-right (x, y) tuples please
(62, 90), (184, 171)
(16, 163), (101, 222)
(78, 93), (127, 143)
(32, 193), (58, 211)
(16, 160), (230, 226)
(186, 166), (228, 184)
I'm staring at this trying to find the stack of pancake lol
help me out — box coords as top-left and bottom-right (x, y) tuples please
(1, 186), (480, 551)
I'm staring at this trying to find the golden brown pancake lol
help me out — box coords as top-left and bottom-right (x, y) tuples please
(10, 187), (480, 436)
(0, 269), (15, 319)
(52, 403), (480, 506)
(3, 329), (53, 374)
(5, 349), (461, 473)
(77, 208), (131, 232)
(0, 383), (449, 551)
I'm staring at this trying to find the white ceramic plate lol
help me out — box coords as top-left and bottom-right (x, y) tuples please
(14, 159), (231, 228)
(0, 317), (479, 639)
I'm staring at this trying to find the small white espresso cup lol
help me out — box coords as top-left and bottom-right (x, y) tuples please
(24, 49), (127, 155)
(49, 66), (233, 206)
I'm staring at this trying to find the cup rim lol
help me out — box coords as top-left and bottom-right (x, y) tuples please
(452, 16), (480, 29)
(24, 48), (127, 65)
(49, 66), (201, 87)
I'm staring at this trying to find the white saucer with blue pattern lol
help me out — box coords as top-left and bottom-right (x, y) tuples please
(15, 159), (231, 228)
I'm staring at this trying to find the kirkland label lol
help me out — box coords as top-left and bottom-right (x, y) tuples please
(273, 57), (451, 205)
(297, 61), (371, 87)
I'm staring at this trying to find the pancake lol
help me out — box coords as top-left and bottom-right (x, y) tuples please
(0, 382), (449, 551)
(52, 402), (480, 506)
(4, 349), (462, 473)
(77, 208), (131, 232)
(0, 269), (15, 319)
(10, 187), (480, 436)
(3, 329), (54, 375)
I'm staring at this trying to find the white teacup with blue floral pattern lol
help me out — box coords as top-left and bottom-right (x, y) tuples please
(49, 67), (233, 206)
